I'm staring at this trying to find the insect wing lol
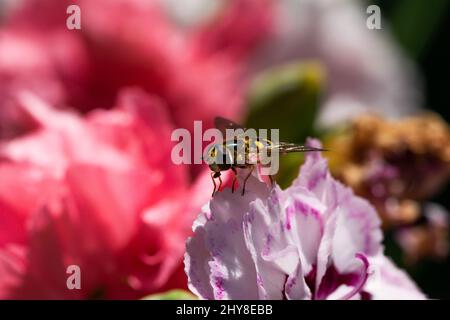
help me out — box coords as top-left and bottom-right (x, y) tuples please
(270, 142), (326, 154)
(214, 117), (247, 140)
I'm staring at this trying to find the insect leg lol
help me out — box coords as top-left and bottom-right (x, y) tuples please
(217, 172), (223, 192)
(231, 167), (237, 193)
(242, 166), (254, 196)
(269, 174), (274, 187)
(211, 171), (217, 197)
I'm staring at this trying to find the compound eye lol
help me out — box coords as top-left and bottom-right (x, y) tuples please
(209, 147), (217, 158)
(204, 145), (217, 165)
(203, 144), (233, 171)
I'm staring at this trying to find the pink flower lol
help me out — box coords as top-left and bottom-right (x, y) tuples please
(0, 0), (274, 139)
(0, 88), (211, 299)
(189, 0), (275, 60)
(184, 139), (425, 299)
(0, 28), (88, 138)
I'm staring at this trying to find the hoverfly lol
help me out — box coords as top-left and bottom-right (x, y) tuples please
(204, 117), (326, 196)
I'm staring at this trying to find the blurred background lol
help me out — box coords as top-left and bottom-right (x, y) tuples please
(0, 0), (448, 299)
(376, 0), (449, 122)
(374, 0), (450, 299)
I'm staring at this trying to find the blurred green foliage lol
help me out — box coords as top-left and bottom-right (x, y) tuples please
(244, 61), (324, 188)
(142, 289), (197, 300)
(385, 0), (449, 58)
(245, 61), (324, 143)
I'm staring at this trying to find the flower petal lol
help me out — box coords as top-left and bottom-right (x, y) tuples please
(185, 227), (214, 300)
(284, 262), (311, 300)
(332, 196), (382, 273)
(243, 195), (291, 299)
(284, 186), (325, 273)
(364, 255), (426, 300)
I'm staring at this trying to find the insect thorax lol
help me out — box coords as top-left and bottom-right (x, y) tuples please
(205, 136), (275, 172)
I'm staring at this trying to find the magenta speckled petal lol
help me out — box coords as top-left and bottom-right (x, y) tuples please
(184, 139), (425, 300)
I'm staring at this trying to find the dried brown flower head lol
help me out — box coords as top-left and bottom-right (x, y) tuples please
(326, 113), (450, 263)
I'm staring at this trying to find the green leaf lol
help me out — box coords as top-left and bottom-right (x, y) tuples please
(275, 153), (305, 189)
(389, 0), (449, 57)
(244, 61), (325, 187)
(141, 289), (197, 300)
(245, 61), (325, 143)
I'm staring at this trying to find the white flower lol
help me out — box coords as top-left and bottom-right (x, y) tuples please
(184, 139), (425, 299)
